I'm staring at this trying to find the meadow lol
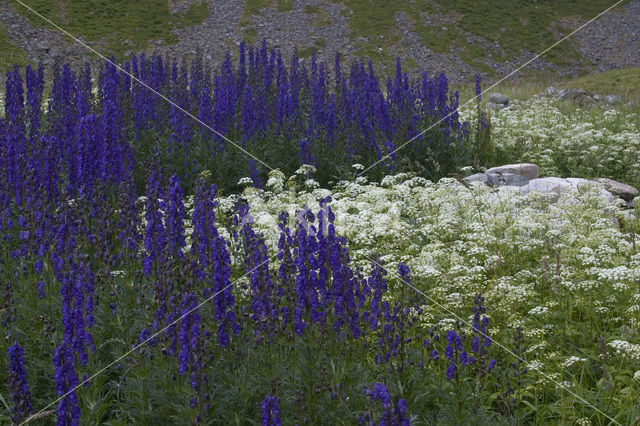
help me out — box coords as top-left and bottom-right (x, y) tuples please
(1, 41), (639, 425)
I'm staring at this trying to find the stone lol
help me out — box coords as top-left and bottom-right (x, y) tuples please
(605, 95), (620, 104)
(520, 177), (571, 196)
(485, 163), (539, 180)
(489, 93), (509, 105)
(486, 172), (528, 187)
(545, 86), (558, 96)
(622, 210), (636, 222)
(36, 40), (50, 51)
(595, 178), (639, 201)
(486, 102), (506, 111)
(565, 178), (615, 203)
(463, 173), (488, 184)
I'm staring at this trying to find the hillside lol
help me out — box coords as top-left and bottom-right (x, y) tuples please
(1, 0), (639, 84)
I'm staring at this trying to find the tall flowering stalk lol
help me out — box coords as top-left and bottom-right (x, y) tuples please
(261, 394), (281, 426)
(191, 177), (239, 346)
(7, 340), (33, 424)
(53, 342), (81, 425)
(361, 382), (410, 426)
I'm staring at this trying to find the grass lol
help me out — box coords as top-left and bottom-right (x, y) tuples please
(565, 67), (640, 104)
(14, 0), (208, 60)
(174, 2), (209, 28)
(244, 27), (258, 45)
(0, 23), (28, 72)
(277, 0), (294, 12)
(304, 5), (321, 14)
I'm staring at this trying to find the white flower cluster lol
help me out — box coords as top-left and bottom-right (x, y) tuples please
(562, 356), (587, 367)
(608, 340), (640, 361)
(527, 306), (548, 316)
(485, 97), (640, 188)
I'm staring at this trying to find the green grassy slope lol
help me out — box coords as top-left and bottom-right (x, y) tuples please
(0, 22), (28, 71)
(10, 0), (208, 61)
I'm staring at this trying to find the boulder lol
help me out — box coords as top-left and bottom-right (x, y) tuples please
(595, 178), (638, 202)
(485, 163), (539, 180)
(520, 177), (571, 196)
(463, 173), (488, 184)
(486, 101), (506, 111)
(565, 178), (615, 203)
(486, 172), (528, 187)
(620, 210), (636, 225)
(489, 93), (509, 105)
(605, 95), (620, 104)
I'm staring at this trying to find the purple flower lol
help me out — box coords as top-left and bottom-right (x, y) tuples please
(7, 341), (33, 424)
(261, 394), (281, 426)
(53, 342), (81, 425)
(446, 360), (456, 380)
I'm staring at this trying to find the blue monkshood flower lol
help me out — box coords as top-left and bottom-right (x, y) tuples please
(139, 328), (152, 344)
(166, 174), (186, 262)
(487, 359), (497, 373)
(53, 342), (81, 425)
(431, 349), (440, 360)
(143, 170), (165, 276)
(363, 382), (410, 426)
(460, 351), (470, 366)
(37, 281), (45, 299)
(7, 341), (33, 424)
(261, 394), (281, 426)
(444, 345), (454, 360)
(365, 382), (391, 407)
(446, 360), (456, 380)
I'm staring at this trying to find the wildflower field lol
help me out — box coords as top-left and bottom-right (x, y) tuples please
(1, 42), (640, 425)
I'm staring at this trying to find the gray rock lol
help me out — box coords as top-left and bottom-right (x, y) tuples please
(605, 95), (620, 104)
(595, 178), (639, 201)
(36, 40), (50, 51)
(489, 93), (509, 105)
(486, 172), (528, 187)
(565, 178), (615, 203)
(463, 173), (488, 184)
(620, 210), (636, 225)
(486, 102), (506, 111)
(545, 86), (558, 96)
(521, 177), (572, 197)
(485, 163), (539, 180)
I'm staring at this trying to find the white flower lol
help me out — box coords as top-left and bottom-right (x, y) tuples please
(528, 306), (548, 316)
(238, 177), (253, 186)
(563, 356), (587, 367)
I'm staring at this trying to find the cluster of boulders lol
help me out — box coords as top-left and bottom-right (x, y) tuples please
(463, 163), (638, 221)
(485, 87), (624, 112)
(542, 87), (621, 105)
(486, 93), (510, 111)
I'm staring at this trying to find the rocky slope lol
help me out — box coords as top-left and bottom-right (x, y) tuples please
(1, 0), (639, 83)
